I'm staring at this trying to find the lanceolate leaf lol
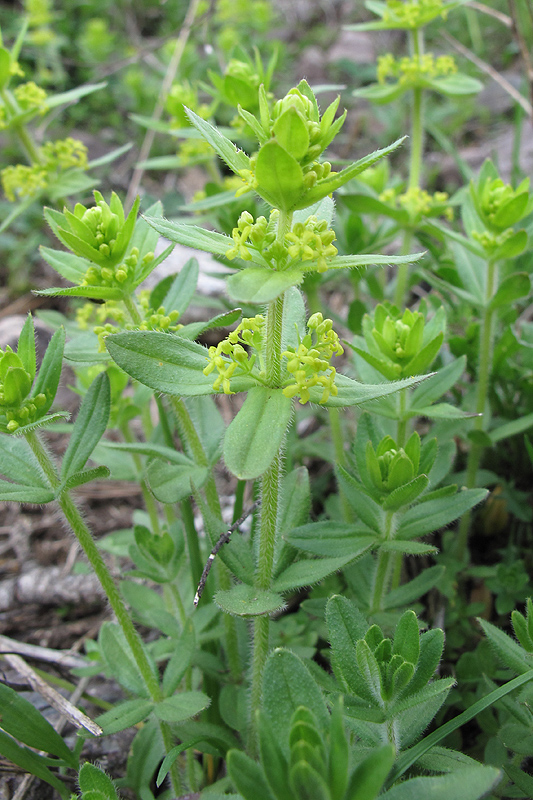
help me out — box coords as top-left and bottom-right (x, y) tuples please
(224, 387), (293, 480)
(106, 331), (255, 396)
(143, 217), (233, 257)
(316, 373), (432, 408)
(61, 372), (111, 481)
(185, 107), (250, 174)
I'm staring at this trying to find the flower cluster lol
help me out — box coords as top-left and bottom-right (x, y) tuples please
(13, 81), (48, 111)
(282, 312), (343, 404)
(1, 164), (48, 202)
(1, 138), (88, 202)
(377, 53), (457, 86)
(225, 210), (280, 261)
(225, 210), (337, 271)
(285, 215), (338, 272)
(0, 346), (46, 433)
(476, 176), (531, 233)
(355, 303), (444, 380)
(50, 192), (141, 280)
(234, 80), (346, 211)
(366, 434), (421, 496)
(382, 0), (448, 28)
(203, 315), (265, 394)
(380, 186), (453, 223)
(166, 81), (211, 128)
(82, 292), (182, 351)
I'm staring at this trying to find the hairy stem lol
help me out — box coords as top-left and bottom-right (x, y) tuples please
(456, 259), (498, 559)
(24, 431), (183, 794)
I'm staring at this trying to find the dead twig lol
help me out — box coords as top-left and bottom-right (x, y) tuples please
(441, 31), (532, 117)
(194, 500), (261, 607)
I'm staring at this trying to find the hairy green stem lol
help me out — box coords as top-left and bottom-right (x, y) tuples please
(456, 259), (498, 559)
(24, 430), (183, 795)
(330, 408), (353, 522)
(394, 28), (424, 309)
(120, 421), (161, 535)
(370, 511), (395, 612)
(249, 267), (288, 749)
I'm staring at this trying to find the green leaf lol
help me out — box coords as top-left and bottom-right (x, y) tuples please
(490, 272), (530, 309)
(147, 459), (208, 503)
(326, 595), (370, 696)
(78, 763), (119, 799)
(0, 479), (54, 504)
(382, 766), (500, 800)
(155, 257), (199, 315)
(347, 744), (395, 800)
(227, 267), (304, 303)
(99, 622), (157, 697)
(214, 584), (286, 617)
(61, 373), (110, 480)
(63, 466), (110, 491)
(379, 540), (437, 555)
(273, 107), (310, 159)
(185, 107), (250, 174)
(224, 387), (293, 479)
(290, 762), (330, 800)
(478, 618), (533, 675)
(489, 411), (533, 444)
(227, 750), (276, 800)
(326, 251), (425, 271)
(106, 331), (228, 396)
(32, 327), (65, 414)
(255, 140), (305, 211)
(257, 714), (292, 800)
(162, 622), (195, 697)
(382, 475), (429, 511)
(297, 137), (406, 209)
(383, 566), (445, 610)
(393, 610), (420, 664)
(0, 729), (70, 799)
(428, 74), (483, 96)
(287, 522), (376, 558)
(397, 489), (487, 539)
(95, 699), (154, 735)
(355, 82), (406, 104)
(0, 683), (77, 767)
(143, 216), (233, 257)
(153, 691), (210, 722)
(410, 355), (465, 411)
(17, 315), (36, 381)
(272, 555), (359, 593)
(335, 467), (382, 532)
(492, 229), (528, 260)
(44, 81), (107, 110)
(39, 246), (90, 284)
(317, 372), (432, 408)
(262, 649), (329, 751)
(0, 435), (50, 487)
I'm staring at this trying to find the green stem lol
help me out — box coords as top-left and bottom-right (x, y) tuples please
(249, 270), (288, 750)
(330, 408), (352, 522)
(181, 495), (204, 594)
(168, 398), (240, 679)
(232, 479), (246, 524)
(250, 452), (282, 752)
(396, 389), (409, 448)
(394, 28), (424, 308)
(25, 431), (182, 795)
(408, 29), (424, 192)
(123, 293), (142, 325)
(120, 421), (161, 535)
(370, 511), (395, 612)
(456, 259), (499, 559)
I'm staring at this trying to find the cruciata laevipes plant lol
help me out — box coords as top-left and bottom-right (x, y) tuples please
(0, 60), (530, 797)
(103, 79), (430, 749)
